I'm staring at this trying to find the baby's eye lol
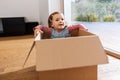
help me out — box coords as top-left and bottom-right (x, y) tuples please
(56, 19), (59, 21)
(61, 18), (64, 20)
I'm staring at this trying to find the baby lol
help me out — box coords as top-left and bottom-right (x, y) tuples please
(34, 11), (88, 38)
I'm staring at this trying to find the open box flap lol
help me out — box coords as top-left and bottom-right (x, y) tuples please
(35, 35), (108, 71)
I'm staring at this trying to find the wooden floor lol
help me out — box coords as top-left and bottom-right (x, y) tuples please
(0, 34), (120, 80)
(0, 35), (36, 74)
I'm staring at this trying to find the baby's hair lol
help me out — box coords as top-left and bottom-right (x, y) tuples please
(48, 11), (61, 28)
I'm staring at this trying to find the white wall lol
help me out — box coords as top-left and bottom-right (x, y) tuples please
(39, 0), (49, 26)
(0, 0), (40, 22)
(0, 0), (62, 25)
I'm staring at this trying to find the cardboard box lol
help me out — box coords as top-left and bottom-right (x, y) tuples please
(35, 29), (108, 80)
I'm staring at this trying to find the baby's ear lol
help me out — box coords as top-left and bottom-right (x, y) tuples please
(51, 24), (54, 27)
(49, 23), (53, 28)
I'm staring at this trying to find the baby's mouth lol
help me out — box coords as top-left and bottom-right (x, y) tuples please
(59, 24), (64, 26)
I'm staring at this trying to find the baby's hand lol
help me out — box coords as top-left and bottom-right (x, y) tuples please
(34, 29), (43, 37)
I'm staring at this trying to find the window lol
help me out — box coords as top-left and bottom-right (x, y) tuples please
(64, 0), (120, 22)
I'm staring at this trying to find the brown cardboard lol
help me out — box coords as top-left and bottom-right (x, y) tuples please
(35, 29), (108, 80)
(38, 65), (97, 80)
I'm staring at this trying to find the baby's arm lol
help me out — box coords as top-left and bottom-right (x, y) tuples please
(33, 25), (52, 37)
(68, 24), (88, 33)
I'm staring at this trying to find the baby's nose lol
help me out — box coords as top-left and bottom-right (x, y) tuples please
(59, 19), (63, 22)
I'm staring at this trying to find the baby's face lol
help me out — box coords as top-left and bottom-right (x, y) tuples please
(51, 13), (65, 31)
